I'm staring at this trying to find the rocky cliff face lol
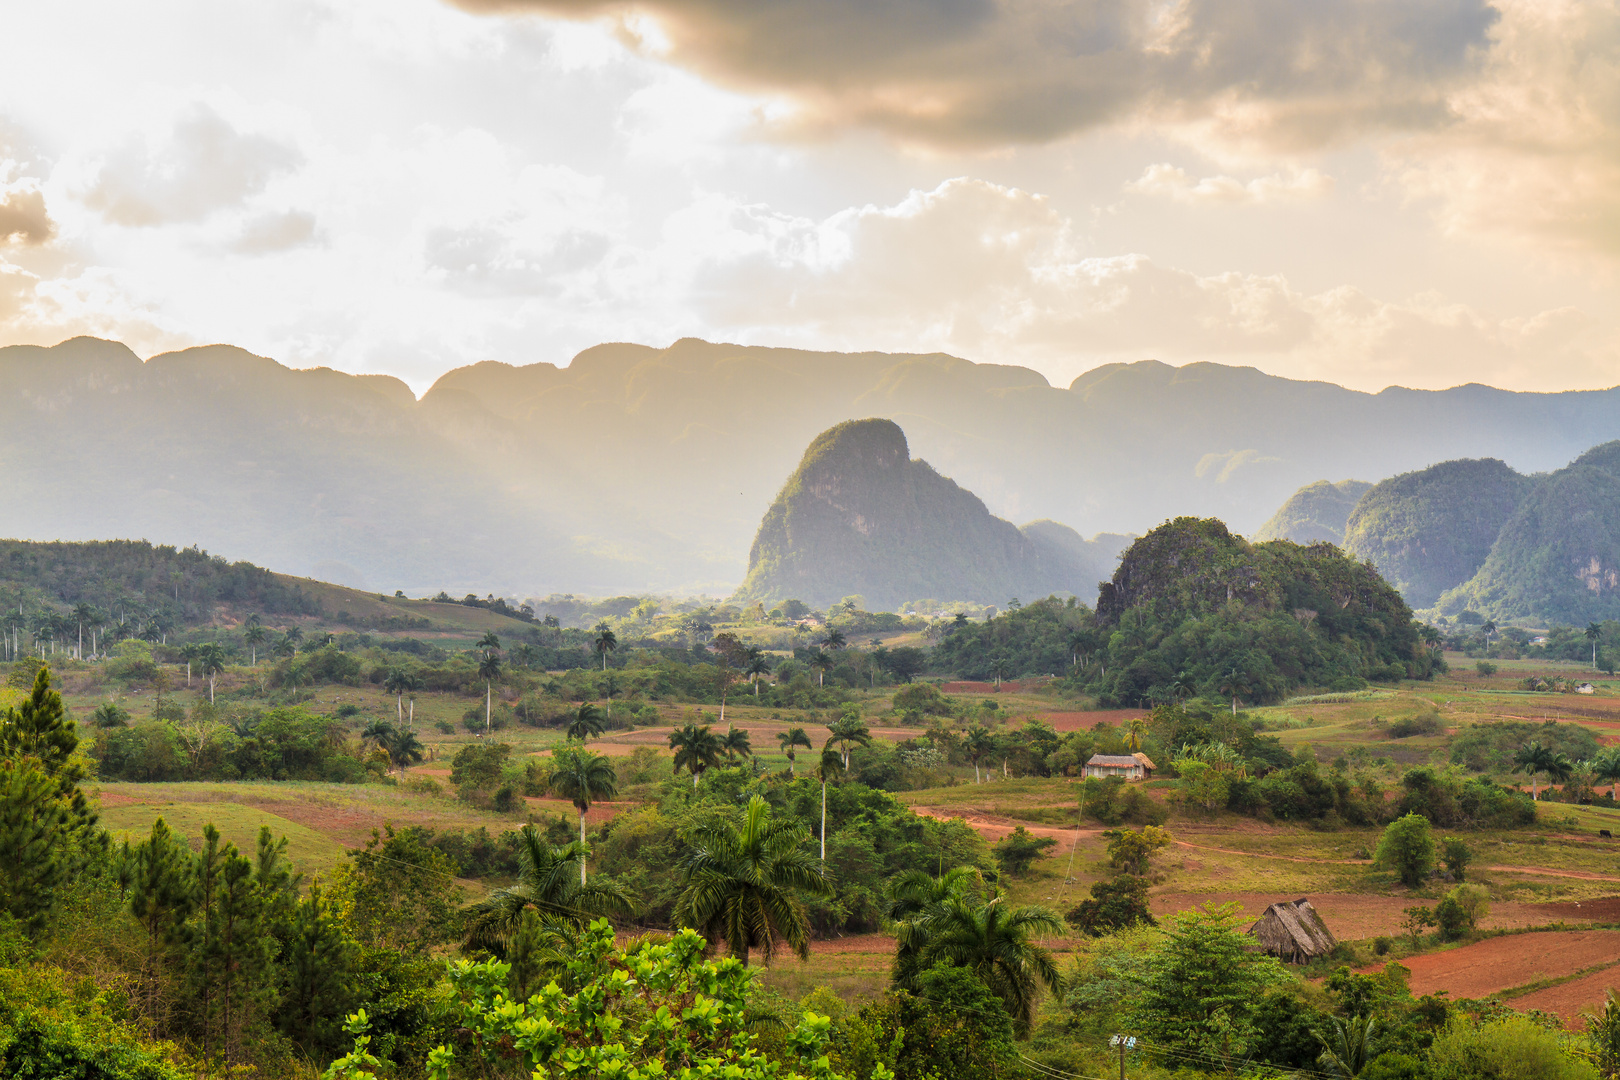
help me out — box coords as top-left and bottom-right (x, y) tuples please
(733, 419), (1103, 610)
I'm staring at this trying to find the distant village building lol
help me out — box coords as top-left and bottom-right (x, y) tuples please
(1248, 898), (1337, 964)
(1578, 683), (1597, 695)
(1083, 752), (1156, 781)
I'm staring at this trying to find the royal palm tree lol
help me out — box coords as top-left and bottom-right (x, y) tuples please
(807, 648), (833, 687)
(1513, 740), (1573, 801)
(1124, 716), (1149, 751)
(566, 703), (605, 743)
(669, 723), (723, 787)
(179, 643), (199, 687)
(71, 603), (94, 659)
(964, 725), (994, 784)
(721, 725), (752, 762)
(821, 629), (846, 651)
(478, 651), (502, 733)
(1590, 623), (1605, 669)
(476, 631), (501, 654)
(744, 647), (769, 695)
(888, 866), (985, 986)
(462, 826), (634, 955)
(777, 727), (811, 774)
(196, 643), (227, 705)
(548, 745), (618, 883)
(988, 656), (1012, 689)
(361, 717), (395, 755)
(1316, 1014), (1378, 1078)
(513, 643), (536, 670)
(824, 713), (871, 770)
(1217, 666), (1250, 717)
(1170, 671), (1197, 704)
(383, 666), (412, 725)
(909, 894), (1064, 1035)
(243, 619), (267, 666)
(673, 794), (830, 964)
(593, 622), (617, 671)
(812, 748), (841, 864)
(1594, 747), (1620, 801)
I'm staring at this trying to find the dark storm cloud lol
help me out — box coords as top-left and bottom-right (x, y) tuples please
(450, 0), (1500, 147)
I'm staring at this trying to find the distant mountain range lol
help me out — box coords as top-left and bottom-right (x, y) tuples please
(11, 335), (1620, 600)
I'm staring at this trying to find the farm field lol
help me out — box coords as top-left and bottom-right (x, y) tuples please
(69, 648), (1620, 1029)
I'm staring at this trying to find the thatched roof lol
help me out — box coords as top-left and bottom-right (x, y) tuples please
(1248, 898), (1336, 963)
(1087, 755), (1143, 767)
(1131, 752), (1157, 770)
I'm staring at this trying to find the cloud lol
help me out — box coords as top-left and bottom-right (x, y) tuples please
(1125, 163), (1334, 204)
(450, 0), (1499, 150)
(228, 210), (320, 255)
(686, 177), (1615, 392)
(0, 182), (53, 244)
(81, 105), (301, 226)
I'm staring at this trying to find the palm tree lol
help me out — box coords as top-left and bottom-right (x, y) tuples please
(824, 713), (871, 770)
(179, 643), (199, 687)
(1316, 1014), (1378, 1078)
(721, 725), (752, 762)
(196, 643), (227, 705)
(888, 867), (984, 986)
(243, 621), (267, 666)
(361, 718), (395, 755)
(380, 727), (424, 775)
(476, 631), (501, 654)
(1482, 619), (1497, 644)
(813, 748), (841, 865)
(988, 656), (1012, 689)
(513, 643), (536, 670)
(807, 648), (833, 687)
(821, 629), (846, 651)
(548, 746), (619, 883)
(669, 723), (723, 787)
(673, 794), (830, 964)
(462, 826), (634, 955)
(1590, 623), (1604, 670)
(964, 725), (994, 784)
(1170, 671), (1196, 704)
(72, 603), (94, 660)
(744, 647), (769, 695)
(1594, 747), (1620, 801)
(566, 703), (605, 743)
(909, 895), (1064, 1035)
(478, 651), (502, 733)
(593, 622), (617, 671)
(777, 727), (811, 774)
(1217, 666), (1250, 717)
(1513, 740), (1573, 801)
(384, 667), (414, 725)
(1124, 716), (1149, 751)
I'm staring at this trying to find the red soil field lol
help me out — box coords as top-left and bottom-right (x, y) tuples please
(1037, 709), (1147, 731)
(1151, 893), (1617, 940)
(1512, 966), (1620, 1027)
(1364, 930), (1620, 1006)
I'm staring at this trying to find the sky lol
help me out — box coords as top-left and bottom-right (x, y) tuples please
(2, 0), (1618, 395)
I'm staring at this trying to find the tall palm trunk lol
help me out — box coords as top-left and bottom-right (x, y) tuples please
(578, 811), (588, 884)
(820, 779), (827, 863)
(396, 693), (403, 725)
(409, 696), (415, 729)
(486, 681), (492, 733)
(209, 672), (216, 705)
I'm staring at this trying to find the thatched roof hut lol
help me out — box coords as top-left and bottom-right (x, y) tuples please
(1248, 898), (1336, 963)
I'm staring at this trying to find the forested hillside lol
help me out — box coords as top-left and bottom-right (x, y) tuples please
(1253, 479), (1371, 544)
(734, 419), (1111, 608)
(1343, 458), (1533, 607)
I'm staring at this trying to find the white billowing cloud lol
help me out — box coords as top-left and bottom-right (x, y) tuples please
(228, 210), (320, 255)
(1385, 0), (1620, 256)
(1125, 163), (1334, 205)
(687, 178), (1616, 391)
(0, 182), (53, 245)
(80, 105), (302, 226)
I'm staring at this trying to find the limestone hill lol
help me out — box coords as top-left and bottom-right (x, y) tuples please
(1253, 479), (1371, 545)
(733, 419), (1107, 609)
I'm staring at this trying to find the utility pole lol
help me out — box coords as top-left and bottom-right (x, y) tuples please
(1108, 1034), (1134, 1080)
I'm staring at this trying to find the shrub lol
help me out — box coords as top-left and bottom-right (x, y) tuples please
(1067, 875), (1156, 937)
(993, 826), (1056, 876)
(1441, 836), (1472, 880)
(1428, 1014), (1597, 1079)
(1388, 713), (1444, 738)
(1476, 660), (1498, 677)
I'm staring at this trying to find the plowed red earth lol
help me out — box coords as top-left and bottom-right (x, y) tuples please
(1151, 893), (1614, 939)
(1359, 931), (1620, 1019)
(1037, 710), (1148, 731)
(1513, 968), (1620, 1027)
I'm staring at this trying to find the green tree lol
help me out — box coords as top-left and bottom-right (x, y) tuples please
(1440, 836), (1472, 881)
(825, 711), (872, 771)
(1586, 987), (1620, 1080)
(886, 866), (984, 988)
(1591, 622), (1604, 669)
(593, 622), (617, 671)
(1105, 825), (1173, 875)
(721, 724), (753, 762)
(1514, 740), (1573, 801)
(244, 618), (267, 667)
(1218, 666), (1251, 717)
(744, 646), (770, 695)
(1376, 813), (1436, 888)
(129, 817), (197, 1024)
(1594, 746), (1620, 801)
(1066, 875), (1156, 937)
(379, 726), (424, 775)
(383, 666), (413, 725)
(195, 642), (227, 705)
(669, 723), (723, 787)
(674, 794), (830, 963)
(813, 748), (841, 864)
(1317, 1014), (1379, 1078)
(461, 825), (634, 956)
(1428, 1014), (1597, 1079)
(907, 895), (1063, 1035)
(276, 882), (355, 1059)
(565, 702), (605, 743)
(808, 648), (833, 687)
(993, 826), (1056, 876)
(547, 745), (618, 882)
(477, 650), (501, 733)
(963, 725), (993, 784)
(1130, 901), (1287, 1066)
(778, 726), (812, 774)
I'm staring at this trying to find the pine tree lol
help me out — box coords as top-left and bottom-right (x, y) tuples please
(277, 883), (355, 1057)
(129, 817), (198, 1029)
